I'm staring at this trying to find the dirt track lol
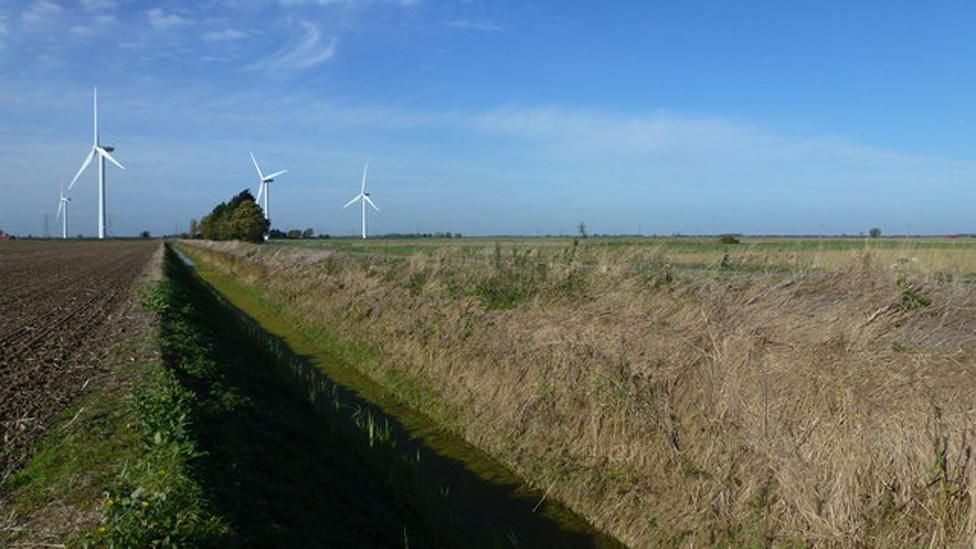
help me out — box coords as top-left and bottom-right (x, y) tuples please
(0, 240), (158, 479)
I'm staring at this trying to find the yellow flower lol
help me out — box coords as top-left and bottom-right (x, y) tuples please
(158, 469), (166, 476)
(141, 501), (149, 508)
(98, 527), (106, 534)
(106, 499), (114, 507)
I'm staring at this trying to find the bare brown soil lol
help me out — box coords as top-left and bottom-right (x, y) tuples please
(0, 240), (159, 480)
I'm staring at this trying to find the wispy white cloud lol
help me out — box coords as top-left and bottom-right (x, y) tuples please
(147, 8), (188, 31)
(476, 107), (760, 156)
(70, 13), (115, 36)
(248, 21), (336, 71)
(447, 19), (503, 32)
(22, 0), (62, 24)
(204, 28), (248, 42)
(80, 0), (116, 10)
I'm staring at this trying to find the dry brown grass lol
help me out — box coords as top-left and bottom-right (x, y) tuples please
(183, 239), (976, 547)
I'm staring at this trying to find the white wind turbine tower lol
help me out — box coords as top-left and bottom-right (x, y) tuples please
(249, 151), (288, 226)
(56, 183), (71, 239)
(68, 87), (125, 239)
(343, 163), (379, 239)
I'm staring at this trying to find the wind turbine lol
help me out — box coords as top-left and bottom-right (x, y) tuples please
(342, 163), (379, 239)
(56, 183), (70, 239)
(249, 151), (287, 226)
(68, 87), (125, 239)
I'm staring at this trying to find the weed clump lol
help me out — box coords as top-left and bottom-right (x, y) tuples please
(637, 256), (673, 290)
(474, 245), (547, 309)
(900, 287), (932, 310)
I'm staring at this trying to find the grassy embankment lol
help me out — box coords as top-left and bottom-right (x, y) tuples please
(184, 238), (976, 547)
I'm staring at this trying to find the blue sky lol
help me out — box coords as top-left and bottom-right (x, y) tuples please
(2, 0), (976, 237)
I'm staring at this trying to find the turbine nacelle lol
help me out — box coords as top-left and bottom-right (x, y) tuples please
(261, 170), (287, 184)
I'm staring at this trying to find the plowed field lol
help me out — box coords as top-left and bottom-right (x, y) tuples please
(0, 240), (158, 479)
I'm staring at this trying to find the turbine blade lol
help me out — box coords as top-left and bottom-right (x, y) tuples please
(265, 169), (288, 180)
(68, 149), (96, 191)
(57, 200), (64, 220)
(250, 150), (264, 180)
(360, 163), (368, 193)
(93, 86), (98, 145)
(256, 181), (264, 203)
(342, 195), (361, 209)
(97, 147), (125, 170)
(364, 195), (380, 212)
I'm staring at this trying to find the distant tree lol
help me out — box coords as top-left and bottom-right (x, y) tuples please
(869, 227), (882, 238)
(577, 221), (588, 239)
(268, 229), (286, 239)
(200, 189), (268, 243)
(719, 234), (740, 244)
(139, 230), (151, 239)
(287, 229), (302, 239)
(302, 227), (314, 239)
(230, 201), (269, 243)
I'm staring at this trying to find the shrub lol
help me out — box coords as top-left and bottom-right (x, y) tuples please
(719, 234), (740, 245)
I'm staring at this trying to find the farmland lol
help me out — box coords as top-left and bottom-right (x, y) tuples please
(5, 236), (976, 546)
(0, 240), (158, 479)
